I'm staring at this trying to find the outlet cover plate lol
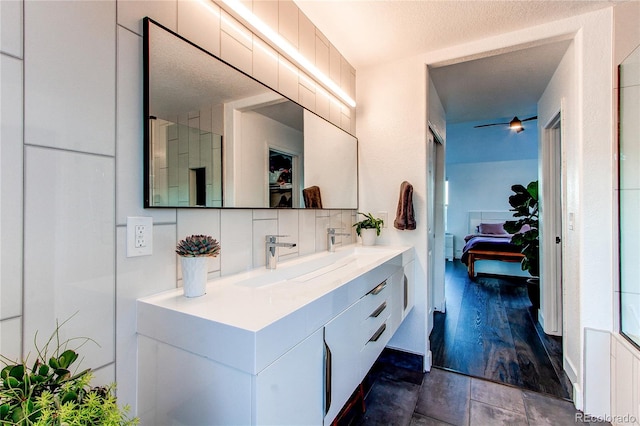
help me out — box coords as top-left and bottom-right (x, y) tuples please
(127, 216), (153, 257)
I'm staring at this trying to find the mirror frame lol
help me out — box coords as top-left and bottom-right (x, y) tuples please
(142, 17), (358, 209)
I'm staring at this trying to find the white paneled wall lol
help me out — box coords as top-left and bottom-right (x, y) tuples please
(0, 0), (357, 417)
(611, 335), (640, 426)
(0, 0), (23, 365)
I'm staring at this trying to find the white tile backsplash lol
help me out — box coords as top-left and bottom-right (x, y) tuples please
(24, 0), (116, 156)
(252, 37), (279, 90)
(1, 0), (22, 58)
(1, 55), (23, 320)
(7, 0), (357, 420)
(220, 11), (253, 74)
(0, 317), (21, 363)
(24, 146), (115, 370)
(178, 0), (221, 57)
(220, 209), (253, 274)
(298, 209), (317, 256)
(116, 224), (177, 413)
(117, 0), (177, 36)
(116, 26), (177, 225)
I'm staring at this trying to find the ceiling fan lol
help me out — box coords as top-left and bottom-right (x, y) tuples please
(474, 115), (537, 133)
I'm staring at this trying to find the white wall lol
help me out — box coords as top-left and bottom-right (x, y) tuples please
(447, 159), (538, 258)
(238, 111), (303, 207)
(357, 7), (615, 410)
(357, 56), (429, 357)
(610, 2), (640, 424)
(446, 118), (538, 262)
(0, 0), (358, 416)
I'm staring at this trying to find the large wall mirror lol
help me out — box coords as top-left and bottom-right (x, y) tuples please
(619, 44), (640, 348)
(143, 18), (358, 209)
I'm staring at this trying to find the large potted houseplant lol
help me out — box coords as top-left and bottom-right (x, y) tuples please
(0, 319), (138, 425)
(353, 212), (384, 246)
(176, 234), (221, 298)
(504, 180), (540, 308)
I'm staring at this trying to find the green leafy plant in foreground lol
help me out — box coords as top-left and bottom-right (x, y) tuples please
(0, 318), (138, 425)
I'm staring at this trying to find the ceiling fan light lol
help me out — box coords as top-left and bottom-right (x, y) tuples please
(509, 116), (523, 131)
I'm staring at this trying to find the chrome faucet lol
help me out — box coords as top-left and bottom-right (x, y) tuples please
(327, 228), (351, 252)
(265, 235), (297, 269)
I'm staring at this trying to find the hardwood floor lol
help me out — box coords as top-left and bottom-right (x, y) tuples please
(429, 260), (572, 399)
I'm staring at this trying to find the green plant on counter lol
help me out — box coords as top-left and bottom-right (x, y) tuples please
(176, 234), (221, 257)
(0, 318), (138, 425)
(353, 212), (385, 237)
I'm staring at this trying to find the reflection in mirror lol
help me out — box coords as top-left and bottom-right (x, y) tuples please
(144, 17), (357, 209)
(619, 44), (640, 348)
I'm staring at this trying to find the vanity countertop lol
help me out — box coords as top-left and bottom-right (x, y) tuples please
(137, 244), (413, 374)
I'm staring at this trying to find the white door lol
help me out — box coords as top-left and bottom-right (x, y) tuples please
(541, 113), (564, 336)
(427, 132), (436, 323)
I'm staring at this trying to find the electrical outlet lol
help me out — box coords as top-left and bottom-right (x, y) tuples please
(378, 211), (388, 228)
(127, 217), (153, 257)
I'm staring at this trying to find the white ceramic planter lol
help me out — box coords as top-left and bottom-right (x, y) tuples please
(360, 228), (378, 246)
(181, 256), (208, 297)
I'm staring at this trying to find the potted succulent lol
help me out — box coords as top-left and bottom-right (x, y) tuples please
(353, 212), (384, 246)
(503, 180), (540, 308)
(0, 319), (138, 425)
(176, 235), (221, 298)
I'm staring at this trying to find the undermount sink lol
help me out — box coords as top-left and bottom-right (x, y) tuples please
(236, 245), (397, 288)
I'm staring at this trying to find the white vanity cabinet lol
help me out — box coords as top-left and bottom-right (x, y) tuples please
(137, 245), (414, 425)
(254, 328), (324, 425)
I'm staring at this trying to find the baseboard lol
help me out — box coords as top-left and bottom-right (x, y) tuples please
(424, 350), (432, 372)
(565, 356), (579, 384)
(573, 382), (583, 411)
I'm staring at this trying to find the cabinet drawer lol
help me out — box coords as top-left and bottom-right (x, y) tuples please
(360, 279), (389, 318)
(360, 319), (390, 373)
(362, 299), (389, 346)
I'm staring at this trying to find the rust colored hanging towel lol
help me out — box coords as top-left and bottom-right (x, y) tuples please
(394, 181), (416, 230)
(303, 186), (323, 208)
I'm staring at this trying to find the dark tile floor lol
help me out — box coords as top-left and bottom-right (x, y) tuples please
(343, 349), (609, 426)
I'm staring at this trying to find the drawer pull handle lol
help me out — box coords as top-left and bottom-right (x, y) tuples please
(368, 280), (387, 296)
(324, 334), (332, 415)
(369, 323), (387, 343)
(370, 301), (387, 318)
(404, 274), (408, 310)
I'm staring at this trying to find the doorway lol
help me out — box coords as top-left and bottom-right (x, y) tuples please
(540, 112), (564, 336)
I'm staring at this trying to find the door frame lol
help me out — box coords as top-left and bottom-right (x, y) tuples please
(540, 107), (564, 336)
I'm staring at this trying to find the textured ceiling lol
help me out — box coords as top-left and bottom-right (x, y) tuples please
(295, 0), (616, 122)
(430, 39), (572, 123)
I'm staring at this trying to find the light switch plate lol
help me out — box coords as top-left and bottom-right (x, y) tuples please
(127, 217), (153, 257)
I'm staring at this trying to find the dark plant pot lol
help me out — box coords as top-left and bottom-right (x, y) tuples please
(527, 278), (540, 310)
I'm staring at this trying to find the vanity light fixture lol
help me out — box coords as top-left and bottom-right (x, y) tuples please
(218, 0), (357, 108)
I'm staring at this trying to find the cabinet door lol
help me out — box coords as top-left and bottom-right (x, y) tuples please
(255, 328), (324, 425)
(323, 300), (363, 425)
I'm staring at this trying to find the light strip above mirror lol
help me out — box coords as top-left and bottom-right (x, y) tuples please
(217, 0), (357, 108)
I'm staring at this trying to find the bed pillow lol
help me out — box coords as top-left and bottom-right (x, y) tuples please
(478, 222), (508, 235)
(516, 224), (531, 233)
